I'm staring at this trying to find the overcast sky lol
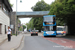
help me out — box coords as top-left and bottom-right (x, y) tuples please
(10, 0), (55, 24)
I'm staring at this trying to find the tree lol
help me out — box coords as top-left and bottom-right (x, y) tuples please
(49, 0), (75, 23)
(23, 25), (26, 31)
(31, 0), (50, 32)
(8, 0), (13, 7)
(18, 19), (22, 31)
(18, 19), (21, 24)
(19, 26), (23, 31)
(31, 0), (50, 11)
(49, 0), (75, 35)
(32, 17), (43, 32)
(26, 18), (34, 30)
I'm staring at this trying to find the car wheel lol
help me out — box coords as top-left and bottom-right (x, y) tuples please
(44, 36), (46, 37)
(36, 34), (38, 35)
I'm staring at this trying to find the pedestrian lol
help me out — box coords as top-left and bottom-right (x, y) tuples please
(6, 26), (11, 42)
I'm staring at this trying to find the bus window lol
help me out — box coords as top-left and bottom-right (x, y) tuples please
(44, 26), (56, 31)
(44, 16), (54, 25)
(53, 17), (55, 24)
(44, 17), (56, 25)
(57, 27), (65, 31)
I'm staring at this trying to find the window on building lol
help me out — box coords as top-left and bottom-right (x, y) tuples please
(0, 24), (2, 34)
(5, 25), (6, 34)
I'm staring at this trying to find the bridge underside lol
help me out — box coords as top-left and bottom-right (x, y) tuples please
(17, 11), (49, 18)
(17, 15), (45, 18)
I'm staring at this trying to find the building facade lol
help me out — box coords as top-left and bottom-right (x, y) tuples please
(0, 0), (12, 35)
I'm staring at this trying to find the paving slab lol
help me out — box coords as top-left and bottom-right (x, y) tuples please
(0, 34), (24, 50)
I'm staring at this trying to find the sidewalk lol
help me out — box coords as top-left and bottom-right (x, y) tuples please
(0, 34), (24, 50)
(0, 34), (7, 45)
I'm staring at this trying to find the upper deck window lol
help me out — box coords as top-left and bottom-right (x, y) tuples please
(44, 16), (53, 22)
(43, 16), (56, 25)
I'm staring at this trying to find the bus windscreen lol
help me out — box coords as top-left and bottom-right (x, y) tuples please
(44, 26), (56, 31)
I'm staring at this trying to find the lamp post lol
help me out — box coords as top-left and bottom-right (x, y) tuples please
(20, 0), (22, 3)
(16, 0), (22, 36)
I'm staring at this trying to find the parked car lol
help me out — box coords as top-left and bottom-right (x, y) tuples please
(31, 30), (38, 36)
(41, 30), (43, 33)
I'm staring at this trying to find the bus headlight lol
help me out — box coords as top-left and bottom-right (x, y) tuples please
(61, 31), (64, 33)
(46, 32), (48, 33)
(53, 31), (56, 34)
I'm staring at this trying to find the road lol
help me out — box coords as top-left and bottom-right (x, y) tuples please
(19, 32), (75, 50)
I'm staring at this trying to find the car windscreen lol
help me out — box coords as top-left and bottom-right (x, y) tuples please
(32, 30), (38, 32)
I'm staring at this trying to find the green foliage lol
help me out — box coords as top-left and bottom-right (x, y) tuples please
(26, 18), (34, 30)
(32, 17), (43, 31)
(18, 19), (21, 24)
(12, 34), (16, 35)
(23, 25), (26, 31)
(49, 0), (75, 34)
(19, 26), (23, 31)
(30, 0), (50, 32)
(8, 0), (13, 7)
(49, 0), (75, 26)
(31, 0), (50, 11)
(18, 19), (22, 31)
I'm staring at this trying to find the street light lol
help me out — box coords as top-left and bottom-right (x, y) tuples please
(16, 0), (22, 36)
(20, 0), (22, 3)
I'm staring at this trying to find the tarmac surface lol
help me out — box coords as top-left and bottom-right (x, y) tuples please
(1, 32), (75, 50)
(21, 32), (75, 50)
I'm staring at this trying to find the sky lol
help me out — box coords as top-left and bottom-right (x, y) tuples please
(10, 0), (55, 24)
